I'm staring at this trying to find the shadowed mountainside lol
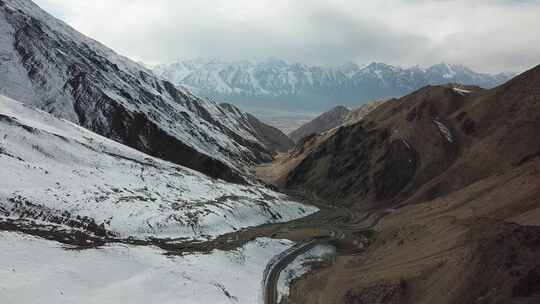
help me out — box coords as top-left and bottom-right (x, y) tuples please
(281, 70), (540, 210)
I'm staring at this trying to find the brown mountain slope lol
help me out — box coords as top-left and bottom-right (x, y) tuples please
(280, 68), (540, 210)
(258, 65), (540, 304)
(288, 158), (540, 304)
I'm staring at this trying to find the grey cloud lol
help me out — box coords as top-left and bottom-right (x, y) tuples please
(34, 0), (540, 73)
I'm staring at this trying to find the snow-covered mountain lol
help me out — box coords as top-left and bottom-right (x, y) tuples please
(154, 58), (513, 111)
(0, 94), (316, 242)
(0, 0), (280, 182)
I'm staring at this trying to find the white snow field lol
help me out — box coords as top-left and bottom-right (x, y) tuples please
(0, 231), (294, 304)
(0, 95), (317, 240)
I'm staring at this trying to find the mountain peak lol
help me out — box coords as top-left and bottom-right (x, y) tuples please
(260, 57), (288, 68)
(288, 105), (352, 142)
(365, 62), (393, 69)
(338, 61), (360, 70)
(429, 62), (472, 73)
(337, 61), (361, 76)
(331, 105), (351, 112)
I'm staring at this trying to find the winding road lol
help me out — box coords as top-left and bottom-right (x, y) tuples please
(262, 239), (320, 304)
(260, 192), (390, 304)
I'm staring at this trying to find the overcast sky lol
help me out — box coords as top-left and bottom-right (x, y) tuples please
(33, 0), (540, 73)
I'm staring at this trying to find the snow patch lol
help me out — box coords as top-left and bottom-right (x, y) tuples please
(433, 119), (453, 143)
(453, 87), (472, 95)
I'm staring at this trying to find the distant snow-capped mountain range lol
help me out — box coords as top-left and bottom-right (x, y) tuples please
(153, 58), (513, 111)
